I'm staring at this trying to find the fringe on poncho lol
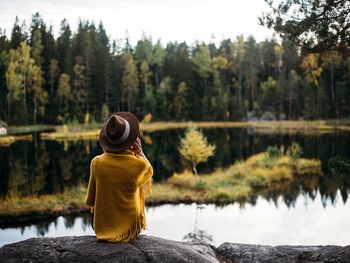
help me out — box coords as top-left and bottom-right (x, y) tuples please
(85, 150), (153, 242)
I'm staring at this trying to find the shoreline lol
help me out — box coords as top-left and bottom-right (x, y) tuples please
(0, 134), (32, 146)
(0, 199), (247, 228)
(1, 120), (349, 144)
(40, 120), (350, 141)
(0, 151), (322, 228)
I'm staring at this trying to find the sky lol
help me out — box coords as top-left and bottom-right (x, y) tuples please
(0, 0), (274, 46)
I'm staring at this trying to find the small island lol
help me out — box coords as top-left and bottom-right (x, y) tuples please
(0, 143), (322, 226)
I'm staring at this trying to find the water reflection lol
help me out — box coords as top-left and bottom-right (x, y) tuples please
(2, 191), (350, 247)
(183, 204), (213, 243)
(1, 129), (350, 206)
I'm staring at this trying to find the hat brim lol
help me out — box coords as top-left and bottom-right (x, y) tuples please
(99, 112), (139, 153)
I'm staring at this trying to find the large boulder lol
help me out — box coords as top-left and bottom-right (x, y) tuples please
(1, 236), (350, 262)
(0, 235), (218, 263)
(217, 242), (350, 263)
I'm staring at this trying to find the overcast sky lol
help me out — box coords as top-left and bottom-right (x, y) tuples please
(0, 0), (274, 45)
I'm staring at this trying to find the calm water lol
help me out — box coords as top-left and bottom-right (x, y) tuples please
(1, 192), (349, 247)
(0, 128), (350, 247)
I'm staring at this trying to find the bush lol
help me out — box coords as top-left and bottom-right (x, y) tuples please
(263, 146), (281, 167)
(266, 146), (281, 159)
(328, 156), (350, 177)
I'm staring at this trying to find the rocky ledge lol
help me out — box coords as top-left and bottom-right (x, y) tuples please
(0, 235), (349, 263)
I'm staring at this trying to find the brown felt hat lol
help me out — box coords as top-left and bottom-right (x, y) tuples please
(99, 112), (139, 152)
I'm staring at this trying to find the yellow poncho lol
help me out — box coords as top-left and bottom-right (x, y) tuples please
(85, 150), (153, 242)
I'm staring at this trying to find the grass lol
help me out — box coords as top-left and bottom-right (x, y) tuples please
(0, 134), (32, 146)
(3, 120), (349, 142)
(0, 150), (323, 221)
(38, 120), (350, 141)
(0, 186), (87, 218)
(40, 124), (100, 141)
(6, 124), (55, 135)
(148, 151), (322, 204)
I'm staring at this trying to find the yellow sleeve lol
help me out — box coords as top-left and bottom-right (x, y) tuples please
(85, 158), (96, 207)
(137, 158), (153, 187)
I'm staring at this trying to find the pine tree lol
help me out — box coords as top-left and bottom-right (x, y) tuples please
(10, 17), (27, 49)
(57, 19), (72, 75)
(234, 35), (246, 117)
(152, 41), (165, 87)
(171, 81), (188, 120)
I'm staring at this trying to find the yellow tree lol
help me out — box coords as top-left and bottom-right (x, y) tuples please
(57, 73), (72, 120)
(49, 59), (59, 95)
(179, 126), (215, 175)
(31, 29), (48, 123)
(139, 60), (152, 94)
(5, 50), (22, 121)
(121, 53), (139, 111)
(300, 53), (323, 86)
(31, 65), (48, 123)
(5, 41), (46, 124)
(300, 53), (323, 117)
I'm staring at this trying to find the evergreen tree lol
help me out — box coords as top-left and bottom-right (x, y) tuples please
(2, 14), (350, 124)
(171, 81), (188, 120)
(57, 19), (72, 75)
(10, 17), (27, 49)
(233, 35), (246, 117)
(243, 36), (259, 113)
(0, 29), (10, 121)
(152, 41), (166, 87)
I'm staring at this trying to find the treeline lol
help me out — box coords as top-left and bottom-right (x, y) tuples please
(1, 13), (350, 125)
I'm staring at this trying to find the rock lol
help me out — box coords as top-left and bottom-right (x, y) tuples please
(217, 242), (350, 263)
(0, 235), (219, 263)
(1, 236), (350, 263)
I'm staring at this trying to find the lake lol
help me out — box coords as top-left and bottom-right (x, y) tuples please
(1, 128), (350, 247)
(1, 193), (349, 247)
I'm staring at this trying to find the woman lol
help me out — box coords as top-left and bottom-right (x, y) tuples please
(85, 112), (153, 242)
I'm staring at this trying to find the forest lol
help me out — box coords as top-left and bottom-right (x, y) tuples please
(1, 13), (350, 125)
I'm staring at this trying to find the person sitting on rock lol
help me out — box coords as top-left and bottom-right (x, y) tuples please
(86, 112), (153, 242)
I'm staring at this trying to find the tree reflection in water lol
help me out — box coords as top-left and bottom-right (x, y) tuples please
(183, 204), (213, 243)
(1, 128), (350, 229)
(14, 214), (93, 237)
